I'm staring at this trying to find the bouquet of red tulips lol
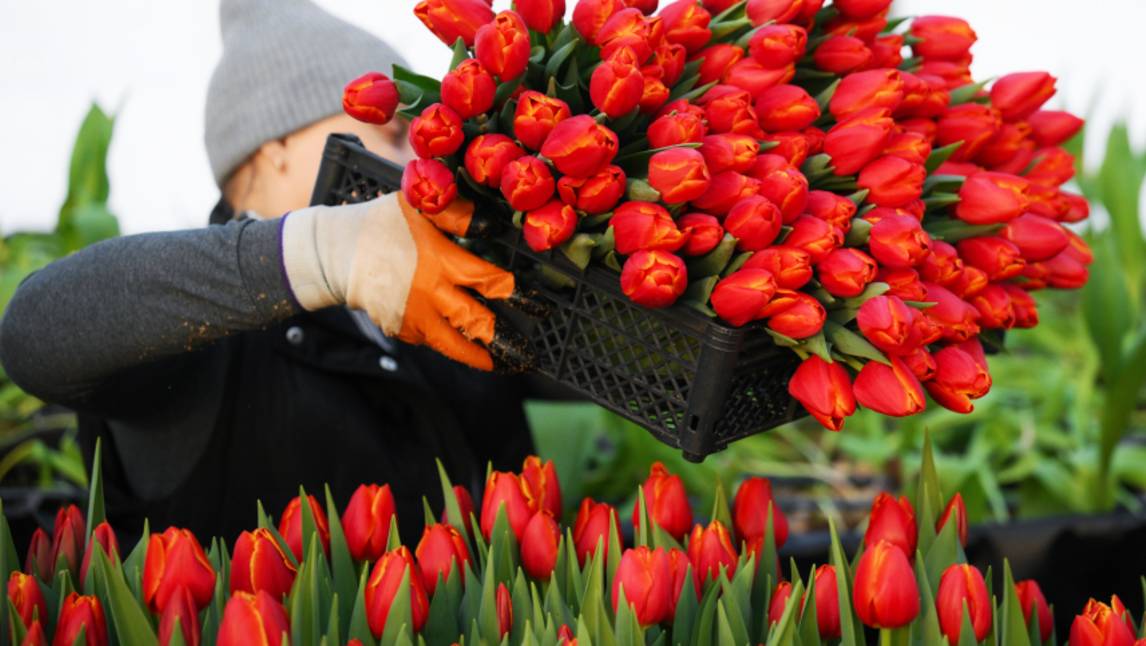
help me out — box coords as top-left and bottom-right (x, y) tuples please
(5, 438), (1145, 645)
(340, 0), (1091, 432)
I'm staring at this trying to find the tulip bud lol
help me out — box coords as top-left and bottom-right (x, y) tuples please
(750, 155), (809, 223)
(817, 248), (877, 297)
(991, 71), (1056, 122)
(55, 593), (108, 646)
(1038, 251), (1090, 289)
(633, 462), (693, 541)
(969, 284), (1016, 329)
(764, 290), (826, 339)
(651, 43), (689, 87)
(937, 493), (968, 546)
(574, 498), (621, 565)
(725, 59), (795, 97)
(1070, 598), (1138, 646)
(926, 340), (992, 413)
(919, 240), (964, 286)
(814, 564), (842, 639)
(660, 0), (712, 52)
(694, 44), (745, 86)
(481, 471), (534, 540)
(804, 191), (856, 232)
(518, 0), (566, 33)
(824, 107), (896, 176)
(557, 166), (626, 215)
(711, 269), (778, 327)
(518, 511), (561, 581)
(923, 282), (981, 342)
(744, 246), (813, 290)
(673, 213), (720, 256)
(813, 36), (872, 74)
(416, 523), (471, 594)
(341, 484), (397, 563)
(230, 528), (297, 599)
(7, 571), (47, 630)
(414, 0), (495, 47)
(746, 0), (803, 25)
(21, 620), (46, 646)
(26, 528), (52, 582)
(591, 47), (646, 118)
(621, 249), (688, 308)
(342, 72), (400, 125)
(910, 15), (976, 61)
(749, 24), (808, 68)
(769, 580), (794, 625)
(159, 587), (201, 646)
(278, 494), (331, 562)
(501, 156), (556, 212)
(918, 60), (972, 90)
(79, 521), (119, 588)
(699, 134), (759, 175)
(688, 521), (738, 583)
(217, 590), (290, 646)
(514, 91), (572, 151)
(573, 0), (625, 44)
(870, 33), (906, 68)
(402, 158), (458, 215)
(937, 564), (993, 644)
(1015, 580), (1054, 643)
(409, 103), (464, 159)
(754, 85), (820, 134)
(541, 115), (620, 178)
(857, 295), (917, 355)
(957, 236), (1026, 281)
(829, 69), (905, 120)
(883, 131), (932, 166)
(1028, 110), (1084, 147)
(598, 8), (657, 61)
(854, 539), (920, 629)
(692, 171), (762, 215)
(1025, 146), (1076, 187)
(521, 455), (563, 519)
(648, 148), (712, 204)
(143, 528), (217, 615)
(976, 121), (1034, 171)
(612, 201), (688, 254)
(639, 74), (671, 114)
(857, 156), (926, 207)
(868, 214), (931, 268)
(854, 356), (927, 417)
(613, 547), (674, 625)
(702, 86), (763, 137)
(880, 267), (928, 301)
(365, 547), (429, 637)
(475, 11), (531, 81)
(50, 505), (85, 575)
(441, 59), (496, 119)
(464, 134), (525, 188)
(937, 104), (1002, 161)
(784, 215), (844, 262)
(1004, 284), (1039, 328)
(788, 355), (856, 431)
(823, 8), (888, 40)
(648, 111), (707, 149)
(732, 477), (788, 548)
(724, 196), (783, 252)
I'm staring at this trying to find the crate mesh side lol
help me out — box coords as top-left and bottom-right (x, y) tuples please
(714, 354), (801, 444)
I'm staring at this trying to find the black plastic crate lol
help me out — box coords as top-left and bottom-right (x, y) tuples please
(310, 134), (803, 461)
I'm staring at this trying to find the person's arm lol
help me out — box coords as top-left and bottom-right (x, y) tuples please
(0, 217), (297, 408)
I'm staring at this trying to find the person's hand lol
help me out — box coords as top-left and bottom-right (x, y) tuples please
(281, 192), (532, 371)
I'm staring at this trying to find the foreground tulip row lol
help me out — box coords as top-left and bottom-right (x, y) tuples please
(4, 440), (1145, 645)
(340, 0), (1092, 431)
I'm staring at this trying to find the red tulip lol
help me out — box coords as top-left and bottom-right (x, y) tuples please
(869, 32), (905, 68)
(573, 498), (621, 565)
(541, 115), (620, 178)
(441, 59), (496, 119)
(746, 0), (803, 25)
(342, 484), (396, 563)
(480, 471), (533, 541)
(666, 547), (699, 610)
(591, 47), (646, 118)
(1025, 146), (1076, 187)
(817, 247), (877, 298)
(937, 104), (1003, 161)
(854, 357), (927, 417)
(902, 346), (937, 382)
(409, 103), (464, 160)
(402, 158), (458, 215)
(701, 85), (763, 137)
(660, 0), (712, 52)
(652, 42), (689, 86)
(475, 11), (531, 80)
(957, 236), (1026, 281)
(788, 355), (856, 431)
(976, 122), (1034, 170)
(1038, 251), (1090, 289)
(648, 111), (707, 149)
(216, 590), (290, 646)
(613, 547), (674, 625)
(918, 60), (973, 90)
(518, 0), (565, 33)
(711, 269), (778, 327)
(923, 282), (981, 342)
(495, 582), (513, 638)
(79, 521), (119, 588)
(464, 133), (524, 188)
(342, 72), (399, 125)
(675, 213), (722, 256)
(558, 165), (626, 214)
(829, 69), (905, 120)
(754, 85), (820, 133)
(558, 624), (577, 646)
(1016, 580), (1054, 643)
(50, 505), (85, 575)
(732, 477), (788, 548)
(824, 107), (896, 176)
(501, 156), (556, 212)
(54, 593), (108, 646)
(919, 240), (964, 286)
(414, 0), (495, 47)
(621, 249), (688, 308)
(612, 201), (687, 254)
(7, 571), (47, 629)
(806, 190), (857, 231)
(880, 267), (928, 301)
(692, 170), (762, 215)
(956, 172), (1031, 226)
(937, 564), (992, 643)
(693, 44), (745, 86)
(991, 71), (1056, 122)
(857, 156), (925, 207)
(521, 455), (563, 519)
(750, 155), (809, 223)
(159, 587), (200, 646)
(688, 521), (738, 583)
(724, 196), (782, 252)
(937, 493), (968, 546)
(22, 621), (46, 646)
(910, 16), (976, 61)
(416, 523), (471, 594)
(813, 35), (872, 74)
(230, 528), (297, 599)
(857, 295), (917, 355)
(513, 91), (572, 151)
(699, 134), (759, 174)
(441, 484), (476, 527)
(869, 214), (931, 269)
(143, 527), (217, 613)
(769, 580), (794, 625)
(883, 130), (932, 166)
(749, 24), (808, 68)
(926, 340), (992, 413)
(1071, 598), (1138, 646)
(633, 462), (693, 541)
(744, 246), (812, 290)
(725, 58), (795, 97)
(598, 8), (657, 61)
(521, 511), (561, 580)
(863, 492), (918, 556)
(764, 290), (826, 339)
(1028, 110), (1084, 147)
(639, 75), (671, 114)
(648, 148), (711, 204)
(573, 0), (625, 44)
(365, 547), (429, 637)
(278, 494), (331, 562)
(822, 7), (888, 40)
(853, 540), (920, 629)
(1005, 284), (1039, 328)
(814, 564), (842, 639)
(25, 528), (52, 582)
(969, 284), (1016, 329)
(784, 215), (843, 262)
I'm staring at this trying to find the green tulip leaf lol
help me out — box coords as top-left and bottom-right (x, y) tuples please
(94, 548), (158, 645)
(1000, 561), (1033, 646)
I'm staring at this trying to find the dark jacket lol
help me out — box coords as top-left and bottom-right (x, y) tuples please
(0, 206), (534, 546)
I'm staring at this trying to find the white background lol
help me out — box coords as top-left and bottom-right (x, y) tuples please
(0, 0), (1143, 235)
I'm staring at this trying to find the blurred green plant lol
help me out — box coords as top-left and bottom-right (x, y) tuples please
(0, 102), (119, 486)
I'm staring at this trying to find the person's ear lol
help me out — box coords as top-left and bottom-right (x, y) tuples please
(256, 139), (290, 176)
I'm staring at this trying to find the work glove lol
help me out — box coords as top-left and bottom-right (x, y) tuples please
(281, 192), (535, 371)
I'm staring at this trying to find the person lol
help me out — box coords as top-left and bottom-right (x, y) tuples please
(0, 0), (537, 545)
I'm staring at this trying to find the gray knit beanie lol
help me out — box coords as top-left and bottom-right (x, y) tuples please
(204, 0), (408, 187)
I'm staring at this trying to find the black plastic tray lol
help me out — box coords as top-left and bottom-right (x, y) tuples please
(311, 134), (802, 461)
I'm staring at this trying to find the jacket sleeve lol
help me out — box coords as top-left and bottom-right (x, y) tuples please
(0, 218), (300, 411)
